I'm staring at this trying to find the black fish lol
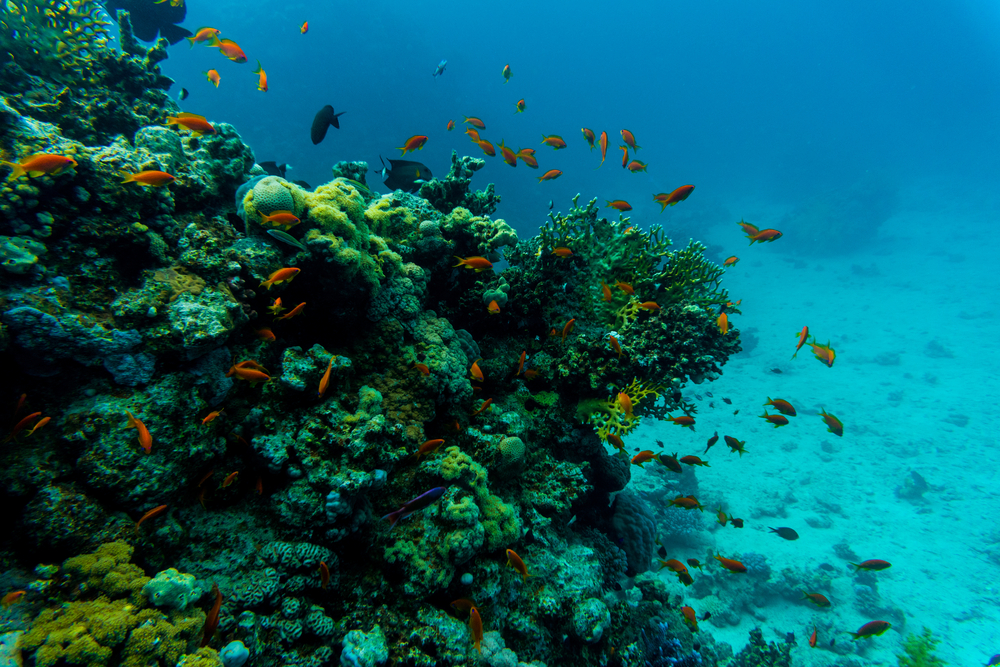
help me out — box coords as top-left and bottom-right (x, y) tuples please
(178, 87), (188, 101)
(769, 527), (799, 540)
(377, 156), (431, 193)
(258, 161), (288, 178)
(101, 0), (192, 44)
(310, 105), (345, 145)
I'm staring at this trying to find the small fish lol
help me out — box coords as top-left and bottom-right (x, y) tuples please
(730, 517), (745, 528)
(717, 312), (729, 335)
(413, 439), (445, 461)
(705, 431), (719, 454)
(476, 139), (496, 157)
(397, 135), (428, 156)
(582, 128), (596, 150)
(537, 169), (562, 182)
(318, 561), (329, 589)
(516, 150), (538, 168)
(413, 363), (430, 376)
(523, 369), (540, 380)
(451, 598), (477, 614)
(820, 409), (843, 437)
(470, 359), (485, 382)
(626, 160), (648, 172)
(679, 455), (709, 467)
(687, 559), (702, 570)
(499, 140), (518, 167)
(515, 351), (526, 376)
(382, 487), (447, 529)
(464, 116), (486, 129)
(658, 453), (682, 473)
(166, 112), (215, 135)
(177, 87), (189, 101)
(136, 504), (168, 528)
(606, 199), (632, 212)
(681, 606), (699, 632)
(300, 21), (308, 33)
(227, 362), (269, 384)
(669, 496), (704, 511)
(470, 607), (484, 654)
(259, 210), (300, 230)
(514, 98), (526, 114)
(252, 60), (268, 92)
(609, 335), (622, 357)
(747, 228), (783, 244)
(255, 476), (263, 494)
(737, 219), (759, 236)
(616, 391), (632, 415)
(311, 105), (346, 144)
(619, 144), (628, 168)
(318, 357), (334, 398)
(809, 627), (818, 648)
(25, 416), (51, 436)
(848, 621), (891, 640)
(802, 592), (831, 607)
(433, 59), (447, 77)
(221, 471), (239, 487)
(607, 433), (625, 453)
(654, 185), (695, 211)
(268, 298), (285, 315)
(792, 326), (810, 359)
(769, 526), (799, 540)
(548, 200), (554, 210)
(506, 549), (530, 580)
(716, 506), (728, 526)
(621, 129), (641, 152)
(714, 554), (747, 573)
(201, 409), (224, 425)
(208, 35), (247, 63)
(631, 451), (660, 467)
(447, 119), (455, 131)
(266, 229), (306, 251)
(502, 63), (512, 83)
(810, 340), (836, 367)
(667, 414), (695, 429)
(122, 170), (176, 186)
(614, 280), (634, 295)
(541, 134), (567, 150)
(197, 469), (214, 487)
(186, 26), (220, 47)
(723, 256), (739, 267)
(764, 397), (796, 416)
(849, 559), (892, 571)
(125, 410), (153, 453)
(759, 411), (789, 428)
(723, 435), (747, 456)
(654, 558), (687, 574)
(552, 247), (573, 258)
(4, 411), (39, 442)
(200, 583), (222, 647)
(487, 299), (501, 314)
(561, 318), (576, 344)
(274, 302), (305, 321)
(260, 267), (300, 290)
(598, 131), (608, 167)
(471, 398), (493, 417)
(1, 591), (26, 608)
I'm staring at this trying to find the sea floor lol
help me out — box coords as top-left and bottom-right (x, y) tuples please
(627, 186), (999, 665)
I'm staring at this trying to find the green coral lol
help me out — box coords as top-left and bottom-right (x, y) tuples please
(898, 628), (946, 667)
(653, 239), (728, 308)
(0, 0), (112, 82)
(62, 541), (150, 603)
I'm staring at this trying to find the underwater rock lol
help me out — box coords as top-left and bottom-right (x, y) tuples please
(142, 567), (197, 610)
(418, 150), (499, 216)
(166, 290), (248, 359)
(341, 624), (389, 667)
(572, 598), (611, 643)
(608, 490), (656, 575)
(332, 160), (368, 183)
(0, 236), (46, 274)
(20, 484), (109, 555)
(0, 632), (23, 667)
(134, 125), (185, 174)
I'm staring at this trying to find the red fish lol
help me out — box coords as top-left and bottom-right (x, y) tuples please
(506, 549), (530, 580)
(465, 127), (481, 142)
(451, 598), (477, 614)
(810, 340), (836, 367)
(654, 185), (695, 211)
(809, 627), (818, 648)
(716, 506), (728, 526)
(537, 169), (562, 182)
(469, 607), (484, 654)
(764, 397), (796, 416)
(803, 592), (831, 607)
(515, 351), (526, 376)
(606, 200), (632, 212)
(681, 606), (699, 632)
(714, 554), (747, 573)
(669, 496), (704, 511)
(617, 391), (633, 416)
(252, 60), (267, 92)
(723, 256), (739, 267)
(1, 591), (26, 608)
(446, 119), (455, 131)
(724, 435), (747, 456)
(255, 327), (275, 342)
(658, 453), (682, 473)
(515, 149), (538, 168)
(609, 335), (622, 357)
(5, 411), (41, 442)
(413, 363), (430, 376)
(122, 170), (176, 187)
(514, 99), (525, 114)
(667, 415), (695, 430)
(187, 26), (220, 46)
(476, 139), (496, 157)
(397, 135), (428, 156)
(413, 439), (445, 461)
(561, 318), (576, 344)
(125, 410), (153, 453)
(541, 134), (567, 150)
(221, 471), (239, 487)
(848, 621), (891, 640)
(792, 326), (809, 359)
(850, 559), (891, 571)
(614, 280), (634, 295)
(502, 64), (512, 83)
(25, 416), (50, 436)
(747, 228), (783, 244)
(499, 140), (518, 167)
(201, 583), (222, 646)
(607, 433), (625, 453)
(759, 411), (789, 428)
(820, 409), (843, 436)
(318, 561), (329, 589)
(600, 280), (613, 301)
(201, 409), (224, 425)
(627, 160), (647, 172)
(464, 116), (486, 129)
(705, 431), (719, 454)
(318, 357), (334, 398)
(208, 35), (247, 63)
(582, 128), (596, 150)
(621, 129), (641, 152)
(165, 112), (215, 136)
(679, 455), (709, 467)
(204, 69), (220, 87)
(471, 398), (492, 416)
(136, 504), (168, 528)
(598, 131), (608, 166)
(639, 301), (660, 311)
(453, 256), (493, 272)
(737, 219), (759, 236)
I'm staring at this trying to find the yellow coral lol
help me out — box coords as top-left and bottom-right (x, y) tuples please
(580, 377), (662, 441)
(63, 541), (149, 601)
(439, 446), (488, 491)
(479, 493), (521, 551)
(364, 196), (417, 239)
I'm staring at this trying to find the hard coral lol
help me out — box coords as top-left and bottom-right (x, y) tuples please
(0, 0), (111, 82)
(418, 150), (499, 216)
(62, 541), (150, 601)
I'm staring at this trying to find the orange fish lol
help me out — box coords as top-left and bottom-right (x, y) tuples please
(809, 627), (818, 648)
(136, 504), (168, 528)
(666, 415), (694, 430)
(609, 335), (622, 357)
(810, 340), (836, 367)
(201, 409), (224, 425)
(716, 506), (728, 526)
(186, 26), (220, 46)
(515, 351), (526, 376)
(552, 247), (573, 258)
(561, 318), (576, 344)
(518, 147), (537, 156)
(487, 299), (501, 314)
(606, 200), (632, 212)
(300, 21), (308, 34)
(850, 559), (892, 571)
(639, 301), (659, 311)
(259, 267), (300, 290)
(669, 495), (704, 511)
(318, 357), (334, 398)
(724, 435), (748, 456)
(398, 135), (428, 156)
(165, 112), (216, 136)
(681, 606), (698, 632)
(204, 69), (221, 87)
(849, 620), (891, 640)
(255, 476), (263, 494)
(723, 256), (739, 267)
(446, 119), (455, 131)
(198, 469), (215, 487)
(252, 60), (268, 92)
(201, 583), (222, 647)
(792, 326), (809, 359)
(451, 598), (477, 614)
(621, 129), (641, 152)
(268, 298), (285, 315)
(627, 160), (647, 173)
(464, 116), (486, 129)
(820, 409), (843, 436)
(499, 140), (518, 167)
(601, 281), (613, 301)
(453, 256), (493, 272)
(475, 139), (496, 157)
(523, 370), (540, 380)
(654, 558), (687, 574)
(413, 439), (445, 461)
(122, 170), (175, 187)
(759, 411), (789, 428)
(471, 398), (492, 416)
(537, 169), (562, 182)
(502, 63), (512, 83)
(631, 450), (660, 467)
(318, 561), (329, 589)
(802, 592), (831, 608)
(582, 127), (596, 150)
(658, 453), (682, 473)
(506, 549), (530, 580)
(448, 418), (462, 432)
(714, 554), (747, 573)
(1, 591), (26, 608)
(274, 302), (305, 321)
(255, 327), (276, 342)
(654, 185), (695, 211)
(705, 431), (719, 454)
(747, 229), (783, 244)
(221, 471), (239, 487)
(514, 99), (525, 114)
(259, 210), (300, 229)
(465, 127), (481, 142)
(598, 131), (608, 166)
(25, 415), (51, 436)
(617, 391), (633, 415)
(619, 144), (628, 168)
(470, 359), (485, 382)
(208, 35), (247, 62)
(607, 433), (625, 452)
(680, 455), (709, 467)
(469, 607), (484, 654)
(736, 219), (759, 236)
(413, 363), (430, 376)
(125, 410), (152, 453)
(614, 280), (634, 295)
(227, 365), (270, 385)
(717, 312), (729, 335)
(2, 153), (77, 180)
(541, 134), (567, 150)
(764, 397), (796, 416)
(4, 411), (40, 442)
(516, 150), (538, 168)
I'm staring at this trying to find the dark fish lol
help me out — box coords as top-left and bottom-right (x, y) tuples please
(433, 59), (447, 77)
(769, 527), (799, 540)
(291, 180), (312, 189)
(258, 161), (288, 178)
(722, 397), (732, 404)
(548, 200), (553, 210)
(311, 105), (346, 145)
(101, 0), (192, 44)
(378, 156), (431, 193)
(381, 487), (446, 529)
(657, 545), (667, 558)
(266, 229), (305, 251)
(178, 87), (188, 102)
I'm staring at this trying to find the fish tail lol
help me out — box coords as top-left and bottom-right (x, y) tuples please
(125, 410), (137, 428)
(253, 60), (262, 74)
(381, 509), (405, 529)
(186, 36), (196, 47)
(2, 161), (24, 180)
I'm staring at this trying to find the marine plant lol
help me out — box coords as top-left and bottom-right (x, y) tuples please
(898, 627), (947, 667)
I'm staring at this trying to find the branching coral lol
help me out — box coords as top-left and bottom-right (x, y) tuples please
(579, 377), (662, 441)
(652, 239), (728, 308)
